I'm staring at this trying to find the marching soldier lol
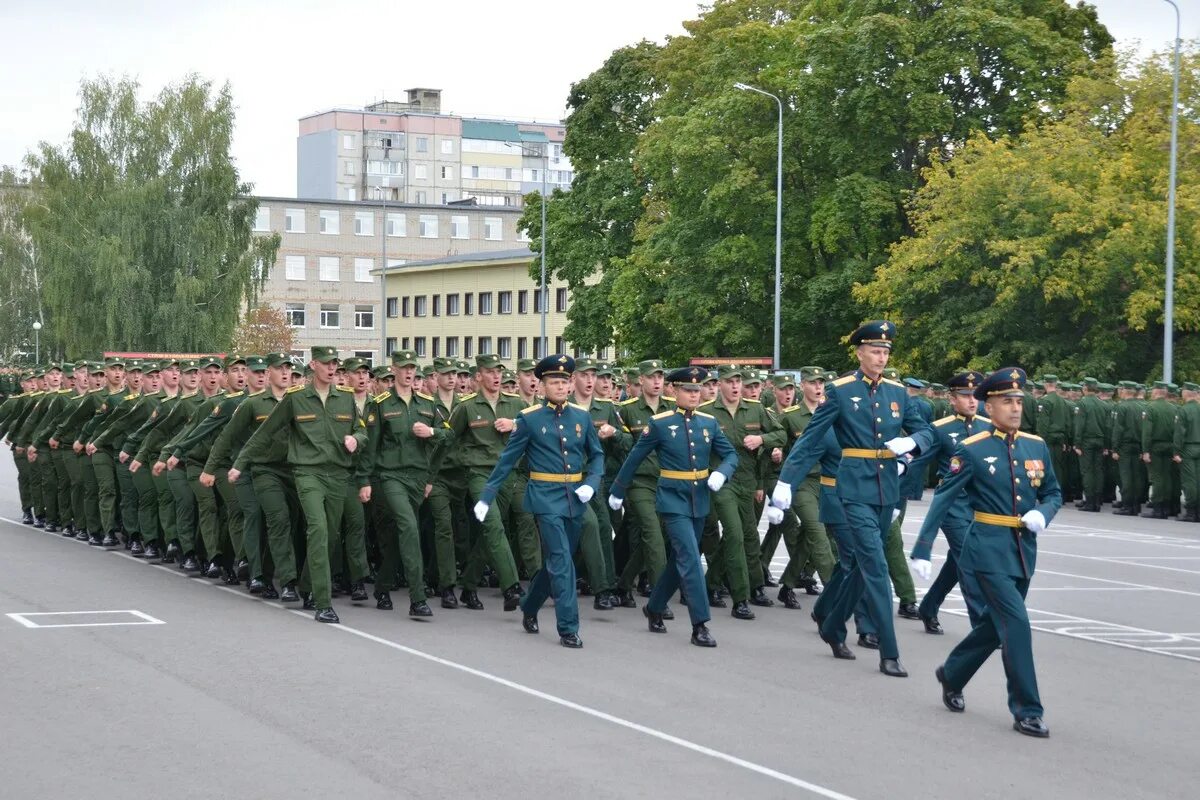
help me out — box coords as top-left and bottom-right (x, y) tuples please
(1072, 378), (1107, 511)
(1174, 382), (1200, 522)
(1035, 375), (1071, 504)
(1111, 381), (1145, 516)
(1141, 381), (1177, 519)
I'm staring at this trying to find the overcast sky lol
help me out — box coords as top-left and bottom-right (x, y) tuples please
(0, 0), (1189, 197)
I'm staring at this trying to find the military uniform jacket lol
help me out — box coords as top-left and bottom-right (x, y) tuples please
(908, 414), (994, 554)
(1035, 392), (1070, 444)
(615, 396), (675, 489)
(777, 403), (821, 479)
(1142, 398), (1177, 452)
(816, 427), (846, 525)
(170, 390), (238, 465)
(611, 407), (737, 518)
(80, 388), (134, 449)
(1072, 394), (1107, 447)
(481, 400), (604, 518)
(54, 389), (106, 444)
(205, 390), (287, 473)
(16, 389), (72, 448)
(128, 392), (196, 463)
(569, 394), (633, 477)
(32, 390), (87, 447)
(362, 388), (447, 487)
(431, 391), (527, 474)
(91, 390), (161, 451)
(779, 370), (935, 506)
(915, 429), (1062, 577)
(699, 398), (785, 491)
(236, 384), (367, 472)
(1111, 399), (1144, 447)
(1174, 401), (1200, 458)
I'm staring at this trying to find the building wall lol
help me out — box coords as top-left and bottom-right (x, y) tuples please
(296, 129), (336, 200)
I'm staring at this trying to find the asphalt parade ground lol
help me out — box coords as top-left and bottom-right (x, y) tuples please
(1, 454), (1196, 800)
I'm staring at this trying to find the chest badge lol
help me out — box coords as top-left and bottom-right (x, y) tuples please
(540, 426), (547, 435)
(948, 432), (959, 441)
(576, 423), (582, 438)
(668, 424), (679, 438)
(890, 401), (900, 419)
(850, 396), (862, 411)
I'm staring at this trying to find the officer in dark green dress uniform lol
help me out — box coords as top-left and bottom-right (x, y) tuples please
(922, 368), (1061, 738)
(476, 355), (605, 648)
(609, 366), (739, 647)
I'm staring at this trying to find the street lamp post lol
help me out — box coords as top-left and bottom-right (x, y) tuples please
(32, 320), (41, 363)
(735, 82), (784, 371)
(380, 176), (390, 366)
(1162, 0), (1182, 383)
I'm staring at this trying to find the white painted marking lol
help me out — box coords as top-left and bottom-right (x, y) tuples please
(6, 609), (165, 628)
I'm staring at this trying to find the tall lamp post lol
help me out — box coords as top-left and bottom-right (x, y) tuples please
(1162, 0), (1182, 383)
(380, 176), (390, 366)
(505, 140), (548, 357)
(32, 320), (41, 363)
(735, 82), (784, 371)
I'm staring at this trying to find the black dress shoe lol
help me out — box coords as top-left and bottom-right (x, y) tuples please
(350, 582), (368, 602)
(123, 536), (132, 550)
(857, 632), (880, 650)
(21, 509), (33, 525)
(221, 568), (240, 585)
(203, 560), (221, 579)
(88, 534), (104, 546)
(811, 610), (824, 627)
(559, 632), (583, 648)
(45, 523), (59, 533)
(143, 542), (160, 559)
(644, 606), (667, 634)
(502, 585), (523, 612)
(778, 586), (802, 609)
(897, 602), (921, 620)
(76, 529), (90, 541)
(661, 605), (675, 620)
(1013, 717), (1050, 738)
(165, 541), (181, 559)
(129, 539), (145, 557)
(750, 586), (775, 607)
(180, 554), (200, 571)
(936, 665), (964, 712)
(618, 589), (638, 609)
(236, 559), (250, 581)
(522, 613), (539, 634)
(375, 592), (393, 610)
(61, 526), (76, 537)
(409, 601), (433, 617)
(460, 589), (484, 610)
(828, 641), (856, 660)
(248, 578), (266, 595)
(101, 533), (119, 547)
(707, 589), (727, 609)
(314, 607), (340, 624)
(280, 584), (300, 602)
(922, 615), (944, 634)
(691, 624), (717, 647)
(302, 594), (316, 610)
(260, 584), (280, 600)
(593, 593), (613, 611)
(731, 601), (756, 620)
(804, 584), (821, 596)
(879, 658), (909, 678)
(33, 517), (45, 529)
(761, 567), (779, 588)
(440, 588), (458, 609)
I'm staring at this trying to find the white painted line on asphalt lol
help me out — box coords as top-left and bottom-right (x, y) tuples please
(6, 609), (165, 628)
(1033, 551), (1200, 576)
(1035, 568), (1200, 599)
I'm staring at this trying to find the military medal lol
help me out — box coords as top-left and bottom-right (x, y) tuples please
(890, 401), (900, 419)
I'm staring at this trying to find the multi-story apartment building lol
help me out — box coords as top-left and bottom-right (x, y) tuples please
(251, 196), (529, 362)
(297, 88), (574, 207)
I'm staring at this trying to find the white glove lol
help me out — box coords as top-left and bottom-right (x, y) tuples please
(1020, 509), (1046, 535)
(897, 460), (907, 476)
(910, 558), (932, 581)
(575, 485), (594, 504)
(608, 494), (623, 511)
(765, 506), (784, 525)
(770, 481), (792, 510)
(707, 472), (726, 492)
(891, 508), (901, 524)
(473, 501), (489, 522)
(885, 436), (916, 456)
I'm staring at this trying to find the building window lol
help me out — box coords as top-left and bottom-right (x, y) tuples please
(354, 305), (374, 329)
(446, 336), (459, 357)
(414, 336), (426, 356)
(386, 337), (397, 356)
(556, 287), (568, 312)
(451, 215), (468, 239)
(463, 293), (473, 315)
(464, 337), (473, 358)
(419, 215), (438, 238)
(447, 294), (459, 315)
(498, 291), (512, 314)
(354, 212), (373, 236)
(320, 304), (340, 329)
(416, 137), (428, 153)
(254, 207), (271, 232)
(319, 256), (339, 282)
(345, 187), (356, 201)
(432, 337), (440, 358)
(354, 350), (374, 367)
(401, 297), (410, 317)
(518, 290), (528, 314)
(478, 336), (492, 355)
(484, 217), (502, 241)
(432, 295), (441, 317)
(354, 257), (373, 283)
(498, 337), (512, 359)
(368, 160), (401, 176)
(415, 164), (428, 180)
(386, 297), (398, 318)
(440, 139), (453, 154)
(533, 337), (544, 359)
(415, 190), (427, 205)
(441, 192), (450, 205)
(479, 292), (493, 315)
(285, 255), (305, 280)
(387, 212), (406, 237)
(414, 296), (427, 317)
(534, 288), (545, 313)
(285, 208), (304, 233)
(441, 165), (453, 180)
(555, 336), (565, 353)
(319, 210), (339, 234)
(285, 303), (305, 327)
(342, 133), (355, 150)
(517, 337), (527, 359)
(344, 160), (355, 175)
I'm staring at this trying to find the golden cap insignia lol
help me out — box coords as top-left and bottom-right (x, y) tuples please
(1009, 370), (1021, 380)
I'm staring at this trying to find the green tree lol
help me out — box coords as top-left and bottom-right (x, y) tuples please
(23, 76), (279, 357)
(0, 169), (43, 362)
(855, 48), (1200, 381)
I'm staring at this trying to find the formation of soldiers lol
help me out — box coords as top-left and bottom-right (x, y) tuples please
(0, 327), (1165, 738)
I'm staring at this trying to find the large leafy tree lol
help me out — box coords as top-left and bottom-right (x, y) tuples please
(22, 76), (279, 357)
(0, 168), (43, 362)
(856, 49), (1200, 381)
(538, 0), (1112, 365)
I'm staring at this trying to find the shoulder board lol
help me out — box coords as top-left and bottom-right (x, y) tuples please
(698, 400), (715, 407)
(415, 391), (434, 401)
(568, 402), (588, 412)
(501, 391), (520, 398)
(520, 405), (542, 415)
(458, 392), (477, 401)
(161, 394), (178, 403)
(782, 404), (802, 413)
(694, 410), (715, 419)
(743, 398), (761, 403)
(652, 409), (675, 420)
(373, 391), (391, 404)
(249, 390), (266, 397)
(961, 431), (991, 446)
(225, 390), (244, 399)
(619, 397), (639, 406)
(881, 378), (905, 389)
(594, 397), (612, 403)
(124, 393), (138, 400)
(336, 385), (354, 392)
(976, 415), (991, 424)
(933, 415), (956, 427)
(285, 384), (304, 394)
(1017, 431), (1044, 442)
(831, 375), (855, 387)
(58, 389), (72, 395)
(89, 388), (104, 394)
